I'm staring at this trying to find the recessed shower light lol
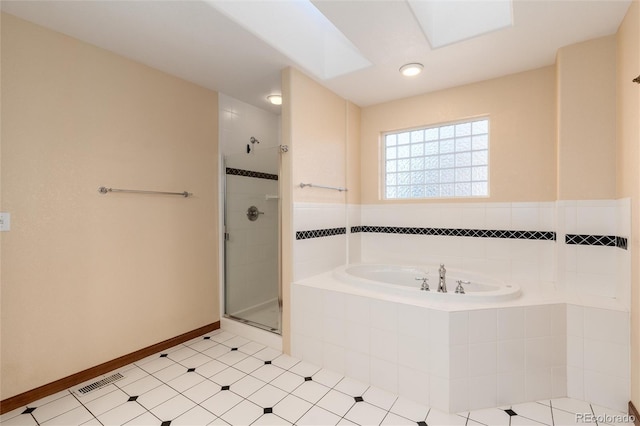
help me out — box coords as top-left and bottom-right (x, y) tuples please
(399, 63), (424, 77)
(267, 94), (282, 105)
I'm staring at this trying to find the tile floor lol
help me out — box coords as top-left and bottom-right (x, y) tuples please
(0, 330), (634, 426)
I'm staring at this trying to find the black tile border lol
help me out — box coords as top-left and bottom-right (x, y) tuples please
(226, 167), (278, 181)
(566, 234), (628, 250)
(351, 225), (556, 241)
(296, 227), (347, 240)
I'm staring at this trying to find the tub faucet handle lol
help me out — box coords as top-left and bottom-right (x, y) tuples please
(415, 277), (430, 291)
(455, 280), (470, 294)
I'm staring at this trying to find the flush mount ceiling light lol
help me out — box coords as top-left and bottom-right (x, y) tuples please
(399, 63), (424, 77)
(267, 94), (282, 105)
(407, 0), (513, 49)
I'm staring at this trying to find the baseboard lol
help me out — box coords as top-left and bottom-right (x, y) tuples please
(0, 321), (220, 415)
(630, 401), (639, 426)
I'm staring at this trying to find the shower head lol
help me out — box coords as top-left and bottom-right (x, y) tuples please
(250, 137), (260, 144)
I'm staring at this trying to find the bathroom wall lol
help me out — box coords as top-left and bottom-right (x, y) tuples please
(615, 0), (640, 410)
(218, 94), (280, 318)
(360, 66), (557, 204)
(0, 13), (219, 400)
(556, 36), (617, 200)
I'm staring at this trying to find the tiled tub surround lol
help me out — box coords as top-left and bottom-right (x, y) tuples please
(292, 200), (631, 413)
(292, 275), (631, 414)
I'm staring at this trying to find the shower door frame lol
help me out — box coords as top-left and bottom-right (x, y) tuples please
(221, 151), (282, 335)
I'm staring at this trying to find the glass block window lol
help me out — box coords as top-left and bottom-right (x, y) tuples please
(384, 118), (489, 199)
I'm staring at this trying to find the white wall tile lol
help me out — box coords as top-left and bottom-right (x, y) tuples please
(323, 343), (346, 375)
(370, 299), (398, 333)
(448, 378), (469, 413)
(583, 370), (629, 413)
(566, 335), (584, 369)
(525, 368), (552, 401)
(345, 350), (370, 384)
(449, 345), (469, 379)
(468, 375), (497, 410)
(552, 366), (567, 398)
(370, 357), (399, 394)
(468, 310), (497, 344)
(497, 308), (525, 341)
(370, 328), (398, 363)
(525, 306), (552, 338)
(566, 304), (583, 337)
(449, 312), (469, 346)
(398, 334), (430, 373)
(566, 366), (584, 400)
(583, 340), (629, 379)
(497, 372), (526, 406)
(576, 202), (617, 235)
(468, 342), (497, 376)
(398, 366), (430, 405)
(429, 376), (450, 413)
(345, 321), (370, 355)
(345, 294), (371, 325)
(583, 307), (629, 346)
(398, 305), (429, 339)
(497, 340), (525, 373)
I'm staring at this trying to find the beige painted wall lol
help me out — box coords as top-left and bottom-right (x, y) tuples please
(290, 68), (349, 204)
(0, 14), (219, 399)
(360, 66), (557, 204)
(557, 36), (617, 200)
(616, 0), (640, 409)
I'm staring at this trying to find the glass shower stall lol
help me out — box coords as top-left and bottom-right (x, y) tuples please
(223, 146), (281, 333)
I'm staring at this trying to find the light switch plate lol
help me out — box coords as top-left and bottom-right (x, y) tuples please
(0, 212), (10, 231)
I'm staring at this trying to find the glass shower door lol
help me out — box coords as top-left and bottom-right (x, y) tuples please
(224, 146), (280, 333)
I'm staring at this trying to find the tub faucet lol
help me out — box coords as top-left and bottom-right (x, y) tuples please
(438, 264), (447, 293)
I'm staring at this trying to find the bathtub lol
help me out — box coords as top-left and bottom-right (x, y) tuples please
(333, 263), (521, 302)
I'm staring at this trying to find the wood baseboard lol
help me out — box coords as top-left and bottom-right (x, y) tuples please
(630, 401), (639, 426)
(0, 321), (220, 415)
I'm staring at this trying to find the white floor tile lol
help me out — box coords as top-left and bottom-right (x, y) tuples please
(41, 406), (95, 425)
(511, 402), (553, 425)
(180, 353), (214, 369)
(121, 375), (163, 397)
(238, 341), (266, 355)
(390, 396), (429, 422)
(312, 369), (341, 388)
(273, 394), (313, 423)
(124, 411), (161, 425)
(167, 347), (199, 363)
(1, 414), (39, 426)
(136, 385), (179, 410)
(171, 406), (217, 426)
(552, 408), (593, 425)
(291, 381), (331, 404)
(251, 364), (286, 382)
(363, 386), (398, 411)
(210, 331), (236, 343)
(203, 345), (232, 359)
(253, 347), (283, 362)
(167, 371), (206, 393)
(248, 384), (288, 408)
(425, 408), (469, 425)
(344, 402), (387, 425)
(270, 371), (305, 393)
(84, 389), (129, 416)
(200, 390), (243, 417)
(196, 360), (228, 378)
(149, 394), (195, 421)
(187, 338), (219, 353)
(230, 375), (266, 397)
(153, 364), (188, 383)
(234, 356), (265, 374)
(466, 407), (511, 425)
(0, 406), (28, 423)
(290, 361), (321, 378)
(217, 350), (249, 366)
(337, 418), (358, 425)
(210, 367), (246, 386)
(272, 354), (300, 370)
(31, 390), (72, 408)
(97, 401), (148, 426)
(381, 412), (417, 425)
(316, 389), (355, 417)
(296, 406), (341, 426)
(181, 379), (221, 404)
(334, 377), (369, 397)
(139, 357), (176, 374)
(223, 335), (251, 349)
(252, 413), (293, 425)
(220, 399), (263, 425)
(32, 394), (82, 423)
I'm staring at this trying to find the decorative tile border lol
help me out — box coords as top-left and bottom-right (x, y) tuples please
(565, 234), (628, 250)
(351, 225), (556, 241)
(226, 167), (278, 181)
(296, 227), (346, 240)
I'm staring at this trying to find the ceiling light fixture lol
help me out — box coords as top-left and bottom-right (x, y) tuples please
(267, 94), (282, 105)
(399, 63), (424, 77)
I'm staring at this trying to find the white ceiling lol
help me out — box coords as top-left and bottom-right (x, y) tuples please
(1, 0), (632, 115)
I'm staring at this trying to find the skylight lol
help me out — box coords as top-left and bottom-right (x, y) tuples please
(206, 0), (372, 80)
(407, 0), (513, 49)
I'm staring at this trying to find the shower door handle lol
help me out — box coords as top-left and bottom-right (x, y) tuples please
(246, 206), (264, 221)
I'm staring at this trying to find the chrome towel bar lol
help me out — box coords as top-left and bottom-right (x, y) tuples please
(98, 186), (192, 197)
(299, 183), (348, 192)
